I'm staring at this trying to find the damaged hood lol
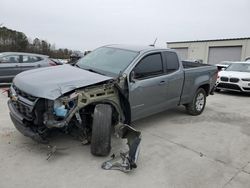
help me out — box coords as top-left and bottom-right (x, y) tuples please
(13, 64), (113, 100)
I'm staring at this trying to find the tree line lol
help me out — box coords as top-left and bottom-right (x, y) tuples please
(0, 26), (73, 59)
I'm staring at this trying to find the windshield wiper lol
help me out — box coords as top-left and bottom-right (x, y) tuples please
(86, 68), (105, 76)
(75, 64), (106, 75)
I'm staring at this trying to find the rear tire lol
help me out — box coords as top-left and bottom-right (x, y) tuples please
(186, 88), (206, 116)
(91, 104), (112, 156)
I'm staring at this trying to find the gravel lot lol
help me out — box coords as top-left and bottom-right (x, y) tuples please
(1, 87), (250, 188)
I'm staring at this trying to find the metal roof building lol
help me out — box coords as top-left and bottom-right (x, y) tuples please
(167, 37), (250, 64)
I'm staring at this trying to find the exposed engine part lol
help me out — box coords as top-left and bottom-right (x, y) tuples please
(75, 111), (82, 125)
(43, 82), (126, 130)
(102, 124), (141, 172)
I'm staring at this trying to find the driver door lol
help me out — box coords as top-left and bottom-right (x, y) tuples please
(129, 53), (168, 121)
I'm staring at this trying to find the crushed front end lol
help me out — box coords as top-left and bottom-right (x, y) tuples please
(8, 85), (49, 143)
(8, 77), (141, 172)
(8, 80), (123, 143)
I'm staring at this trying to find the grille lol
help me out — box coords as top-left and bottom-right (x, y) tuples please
(11, 85), (37, 120)
(13, 85), (37, 102)
(242, 78), (250, 81)
(220, 77), (228, 82)
(12, 101), (33, 120)
(217, 83), (241, 91)
(243, 87), (250, 91)
(229, 78), (239, 83)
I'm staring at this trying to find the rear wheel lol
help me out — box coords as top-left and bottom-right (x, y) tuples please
(186, 88), (206, 115)
(91, 104), (112, 156)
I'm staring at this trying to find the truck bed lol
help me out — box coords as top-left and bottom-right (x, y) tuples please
(180, 61), (218, 105)
(182, 61), (213, 69)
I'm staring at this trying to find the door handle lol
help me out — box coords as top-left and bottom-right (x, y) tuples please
(159, 81), (166, 85)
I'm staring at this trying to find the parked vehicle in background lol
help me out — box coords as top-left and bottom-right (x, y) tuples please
(215, 61), (234, 71)
(0, 52), (58, 83)
(50, 58), (66, 65)
(67, 51), (91, 65)
(184, 59), (203, 64)
(215, 62), (250, 93)
(84, 50), (92, 56)
(8, 44), (218, 157)
(67, 51), (84, 65)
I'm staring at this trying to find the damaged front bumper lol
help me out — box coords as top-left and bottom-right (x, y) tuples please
(8, 100), (48, 144)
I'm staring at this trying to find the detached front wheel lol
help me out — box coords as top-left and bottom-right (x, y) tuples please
(186, 88), (206, 115)
(91, 104), (112, 156)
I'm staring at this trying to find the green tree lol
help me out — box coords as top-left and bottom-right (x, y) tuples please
(0, 26), (74, 59)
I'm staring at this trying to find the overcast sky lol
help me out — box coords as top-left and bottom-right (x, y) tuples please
(1, 0), (250, 51)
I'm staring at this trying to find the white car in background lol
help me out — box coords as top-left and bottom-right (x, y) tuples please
(215, 62), (250, 93)
(215, 61), (237, 71)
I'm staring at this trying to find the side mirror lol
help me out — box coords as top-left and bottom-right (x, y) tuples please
(130, 71), (136, 83)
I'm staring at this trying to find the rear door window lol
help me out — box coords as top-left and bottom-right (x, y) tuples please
(0, 55), (20, 63)
(164, 51), (179, 73)
(133, 53), (163, 79)
(22, 55), (43, 63)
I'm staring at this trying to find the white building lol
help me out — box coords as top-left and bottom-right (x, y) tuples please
(167, 38), (250, 64)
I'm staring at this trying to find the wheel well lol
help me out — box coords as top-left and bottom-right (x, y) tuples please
(91, 98), (131, 125)
(199, 84), (210, 96)
(83, 102), (123, 126)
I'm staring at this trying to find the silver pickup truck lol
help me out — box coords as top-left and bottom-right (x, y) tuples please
(8, 45), (217, 161)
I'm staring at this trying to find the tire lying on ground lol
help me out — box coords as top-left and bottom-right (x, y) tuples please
(91, 104), (112, 156)
(186, 88), (206, 116)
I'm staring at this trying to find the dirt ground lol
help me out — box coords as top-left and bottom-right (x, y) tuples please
(1, 87), (250, 188)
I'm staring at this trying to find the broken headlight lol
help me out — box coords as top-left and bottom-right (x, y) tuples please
(53, 92), (78, 117)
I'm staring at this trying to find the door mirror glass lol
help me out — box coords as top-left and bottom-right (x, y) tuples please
(130, 71), (136, 82)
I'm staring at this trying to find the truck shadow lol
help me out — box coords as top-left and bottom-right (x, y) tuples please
(15, 108), (186, 161)
(133, 107), (187, 130)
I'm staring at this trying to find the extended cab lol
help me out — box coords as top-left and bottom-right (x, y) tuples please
(8, 45), (218, 156)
